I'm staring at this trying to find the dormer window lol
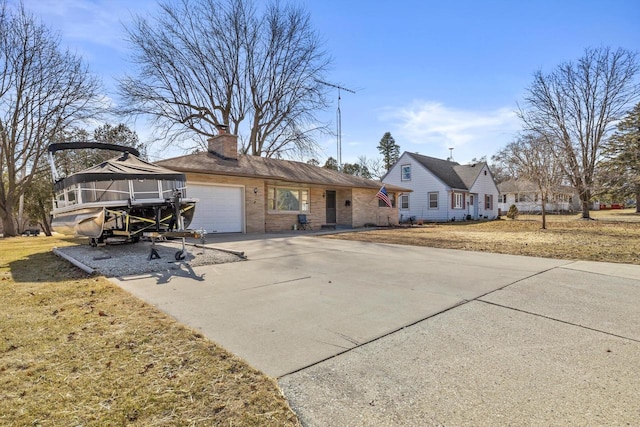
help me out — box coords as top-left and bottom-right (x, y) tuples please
(401, 164), (411, 181)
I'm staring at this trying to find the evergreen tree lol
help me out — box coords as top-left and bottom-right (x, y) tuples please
(341, 162), (371, 178)
(598, 102), (640, 212)
(53, 124), (144, 176)
(323, 157), (339, 170)
(377, 132), (400, 171)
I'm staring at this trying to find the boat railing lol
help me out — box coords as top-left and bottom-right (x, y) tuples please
(53, 179), (188, 210)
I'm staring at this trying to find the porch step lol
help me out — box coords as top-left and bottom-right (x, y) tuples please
(321, 224), (336, 230)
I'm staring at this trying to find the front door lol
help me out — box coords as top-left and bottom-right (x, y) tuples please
(325, 190), (336, 223)
(469, 194), (475, 219)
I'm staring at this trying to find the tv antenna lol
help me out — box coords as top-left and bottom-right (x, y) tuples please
(316, 79), (356, 169)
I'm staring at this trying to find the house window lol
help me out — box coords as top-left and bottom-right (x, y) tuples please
(401, 165), (411, 181)
(378, 192), (396, 208)
(501, 194), (507, 203)
(268, 187), (309, 212)
(453, 192), (464, 209)
(400, 194), (409, 210)
(485, 194), (493, 210)
(429, 192), (438, 209)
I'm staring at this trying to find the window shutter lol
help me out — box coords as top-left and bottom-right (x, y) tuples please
(462, 193), (465, 209)
(451, 193), (455, 209)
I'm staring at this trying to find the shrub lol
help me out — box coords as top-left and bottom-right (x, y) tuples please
(506, 204), (519, 220)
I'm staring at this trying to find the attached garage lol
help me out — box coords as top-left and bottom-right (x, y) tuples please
(187, 184), (244, 233)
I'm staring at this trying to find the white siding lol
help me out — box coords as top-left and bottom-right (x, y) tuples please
(468, 165), (499, 219)
(383, 153), (451, 222)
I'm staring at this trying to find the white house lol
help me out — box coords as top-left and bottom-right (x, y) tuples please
(497, 179), (580, 214)
(383, 152), (499, 222)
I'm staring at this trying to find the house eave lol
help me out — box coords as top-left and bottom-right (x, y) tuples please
(166, 165), (411, 192)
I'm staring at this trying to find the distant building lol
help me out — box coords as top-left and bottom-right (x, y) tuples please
(498, 179), (580, 214)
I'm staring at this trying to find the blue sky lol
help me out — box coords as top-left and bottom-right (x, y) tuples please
(16, 0), (640, 164)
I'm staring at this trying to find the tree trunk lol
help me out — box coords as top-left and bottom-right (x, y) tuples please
(541, 200), (547, 229)
(636, 193), (640, 213)
(18, 194), (25, 234)
(40, 220), (52, 236)
(1, 210), (17, 237)
(579, 186), (591, 219)
(581, 198), (590, 219)
(39, 202), (52, 236)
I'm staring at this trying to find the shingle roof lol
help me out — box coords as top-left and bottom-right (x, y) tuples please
(498, 179), (538, 193)
(408, 152), (485, 190)
(498, 179), (576, 194)
(453, 163), (484, 189)
(157, 152), (409, 191)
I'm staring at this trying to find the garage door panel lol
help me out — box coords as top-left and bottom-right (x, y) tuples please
(188, 185), (243, 233)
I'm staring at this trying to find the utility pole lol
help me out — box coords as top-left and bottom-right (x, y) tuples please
(316, 80), (356, 169)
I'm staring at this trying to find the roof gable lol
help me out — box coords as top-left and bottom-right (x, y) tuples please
(406, 153), (468, 189)
(454, 162), (487, 189)
(399, 153), (496, 191)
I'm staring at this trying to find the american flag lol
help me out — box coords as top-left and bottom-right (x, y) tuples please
(376, 185), (393, 208)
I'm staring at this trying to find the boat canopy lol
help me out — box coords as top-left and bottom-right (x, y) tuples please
(54, 152), (186, 192)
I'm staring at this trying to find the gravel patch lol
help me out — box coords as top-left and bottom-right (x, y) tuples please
(54, 239), (245, 277)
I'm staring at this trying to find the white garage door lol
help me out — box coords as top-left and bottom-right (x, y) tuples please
(187, 184), (243, 233)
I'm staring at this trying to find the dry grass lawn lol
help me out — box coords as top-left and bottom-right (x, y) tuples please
(325, 209), (640, 265)
(0, 236), (299, 426)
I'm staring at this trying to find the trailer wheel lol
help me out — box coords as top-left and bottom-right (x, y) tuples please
(175, 250), (186, 261)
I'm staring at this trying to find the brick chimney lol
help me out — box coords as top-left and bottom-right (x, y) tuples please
(207, 124), (238, 160)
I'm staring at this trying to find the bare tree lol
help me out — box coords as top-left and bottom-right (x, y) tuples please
(519, 47), (640, 219)
(494, 133), (563, 229)
(358, 155), (386, 181)
(0, 1), (103, 236)
(487, 154), (511, 184)
(119, 0), (330, 158)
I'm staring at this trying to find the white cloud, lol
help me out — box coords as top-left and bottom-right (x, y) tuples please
(20, 0), (154, 52)
(382, 101), (521, 158)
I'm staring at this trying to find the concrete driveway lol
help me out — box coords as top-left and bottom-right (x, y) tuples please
(111, 234), (640, 426)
